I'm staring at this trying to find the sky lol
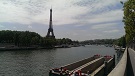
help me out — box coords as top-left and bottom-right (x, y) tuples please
(0, 0), (127, 41)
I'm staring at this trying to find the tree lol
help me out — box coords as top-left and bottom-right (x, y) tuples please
(123, 0), (135, 43)
(0, 30), (76, 48)
(42, 37), (56, 48)
(31, 36), (39, 45)
(113, 36), (126, 48)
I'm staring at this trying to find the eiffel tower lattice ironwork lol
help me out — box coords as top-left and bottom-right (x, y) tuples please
(46, 8), (55, 38)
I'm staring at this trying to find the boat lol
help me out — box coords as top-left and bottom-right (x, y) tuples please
(49, 55), (114, 76)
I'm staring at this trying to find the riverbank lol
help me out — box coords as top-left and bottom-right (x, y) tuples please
(0, 47), (37, 51)
(0, 44), (82, 51)
(0, 45), (116, 76)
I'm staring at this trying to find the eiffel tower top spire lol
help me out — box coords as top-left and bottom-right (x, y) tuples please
(46, 8), (55, 38)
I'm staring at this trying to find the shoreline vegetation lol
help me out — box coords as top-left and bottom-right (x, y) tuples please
(0, 30), (80, 51)
(0, 43), (81, 51)
(0, 43), (85, 51)
(0, 30), (119, 51)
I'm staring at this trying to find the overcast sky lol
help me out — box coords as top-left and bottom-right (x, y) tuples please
(0, 0), (127, 41)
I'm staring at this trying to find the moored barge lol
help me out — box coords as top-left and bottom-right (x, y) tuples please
(49, 55), (115, 76)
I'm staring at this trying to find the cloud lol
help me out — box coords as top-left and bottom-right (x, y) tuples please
(103, 29), (119, 33)
(91, 23), (119, 30)
(72, 32), (78, 36)
(0, 0), (124, 25)
(0, 0), (89, 25)
(0, 24), (4, 28)
(28, 25), (32, 29)
(0, 0), (126, 40)
(13, 27), (16, 29)
(87, 9), (123, 24)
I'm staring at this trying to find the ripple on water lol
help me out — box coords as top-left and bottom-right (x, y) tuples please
(0, 45), (116, 76)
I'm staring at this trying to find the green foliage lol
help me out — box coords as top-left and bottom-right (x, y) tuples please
(55, 38), (73, 45)
(123, 0), (135, 43)
(42, 37), (56, 47)
(0, 30), (41, 47)
(0, 30), (76, 48)
(114, 36), (126, 48)
(81, 39), (115, 45)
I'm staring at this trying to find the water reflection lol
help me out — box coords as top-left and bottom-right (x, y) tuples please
(116, 49), (123, 63)
(0, 45), (116, 76)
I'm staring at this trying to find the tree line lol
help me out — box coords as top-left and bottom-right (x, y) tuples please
(123, 0), (135, 44)
(80, 39), (116, 45)
(115, 0), (135, 48)
(113, 36), (126, 48)
(0, 30), (78, 47)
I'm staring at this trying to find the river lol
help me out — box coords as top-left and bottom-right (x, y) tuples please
(0, 45), (116, 76)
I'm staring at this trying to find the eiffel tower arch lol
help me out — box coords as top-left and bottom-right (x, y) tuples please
(46, 8), (55, 38)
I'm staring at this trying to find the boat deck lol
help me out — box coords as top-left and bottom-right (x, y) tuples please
(49, 55), (114, 76)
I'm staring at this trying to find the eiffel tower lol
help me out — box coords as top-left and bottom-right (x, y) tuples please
(46, 8), (55, 38)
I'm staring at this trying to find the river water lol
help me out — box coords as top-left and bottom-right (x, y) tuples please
(0, 45), (116, 76)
